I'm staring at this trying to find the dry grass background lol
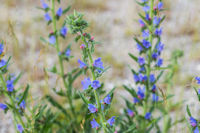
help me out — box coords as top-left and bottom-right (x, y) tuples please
(0, 0), (200, 132)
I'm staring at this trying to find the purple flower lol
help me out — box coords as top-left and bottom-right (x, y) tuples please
(141, 0), (148, 2)
(139, 19), (145, 27)
(142, 30), (149, 38)
(152, 94), (159, 102)
(0, 60), (6, 68)
(134, 74), (140, 82)
(91, 80), (101, 90)
(137, 86), (145, 99)
(0, 103), (7, 110)
(17, 124), (24, 133)
(88, 104), (97, 113)
(156, 58), (163, 67)
(139, 73), (147, 82)
(142, 39), (151, 49)
(78, 59), (87, 69)
(137, 43), (143, 52)
(155, 28), (163, 36)
(20, 100), (26, 109)
(80, 44), (86, 49)
(152, 84), (157, 92)
(127, 109), (134, 117)
(194, 127), (199, 133)
(133, 97), (139, 104)
(91, 119), (100, 129)
(145, 14), (150, 21)
(44, 13), (51, 21)
(60, 26), (67, 37)
(196, 77), (200, 84)
(153, 16), (161, 26)
(198, 89), (200, 95)
(65, 49), (71, 57)
(93, 58), (104, 72)
(0, 43), (4, 55)
(81, 78), (91, 90)
(138, 57), (145, 66)
(104, 94), (111, 104)
(41, 0), (48, 9)
(107, 116), (115, 126)
(49, 35), (56, 44)
(149, 74), (156, 83)
(145, 112), (151, 120)
(152, 52), (158, 60)
(190, 117), (197, 127)
(158, 2), (163, 10)
(7, 80), (14, 92)
(143, 5), (150, 12)
(56, 8), (63, 17)
(139, 67), (145, 72)
(156, 42), (164, 53)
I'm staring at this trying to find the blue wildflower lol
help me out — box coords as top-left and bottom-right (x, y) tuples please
(91, 119), (100, 129)
(196, 77), (200, 84)
(44, 13), (51, 21)
(65, 49), (71, 57)
(41, 0), (48, 9)
(137, 87), (145, 99)
(0, 103), (7, 110)
(0, 60), (6, 68)
(142, 30), (149, 38)
(145, 14), (150, 21)
(139, 67), (145, 72)
(127, 109), (134, 117)
(139, 73), (147, 82)
(158, 2), (163, 10)
(139, 19), (145, 27)
(20, 100), (26, 109)
(198, 89), (200, 95)
(156, 58), (163, 67)
(134, 74), (140, 83)
(60, 26), (67, 37)
(133, 97), (139, 104)
(78, 59), (87, 69)
(80, 44), (86, 49)
(152, 52), (158, 60)
(141, 0), (148, 2)
(153, 16), (161, 26)
(107, 116), (115, 126)
(190, 117), (197, 127)
(49, 35), (56, 44)
(93, 58), (104, 72)
(91, 80), (101, 90)
(194, 127), (199, 133)
(145, 112), (151, 120)
(56, 8), (63, 17)
(137, 43), (144, 52)
(0, 43), (4, 55)
(156, 42), (164, 53)
(138, 57), (145, 66)
(104, 94), (111, 104)
(143, 5), (150, 12)
(81, 78), (91, 90)
(17, 124), (24, 133)
(149, 74), (156, 83)
(152, 94), (159, 102)
(88, 104), (97, 113)
(7, 80), (14, 92)
(155, 28), (162, 36)
(152, 84), (157, 92)
(142, 39), (151, 49)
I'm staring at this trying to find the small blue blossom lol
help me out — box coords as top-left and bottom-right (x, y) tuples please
(0, 43), (4, 55)
(152, 52), (158, 60)
(134, 74), (140, 83)
(56, 8), (63, 17)
(127, 109), (134, 117)
(7, 80), (14, 92)
(142, 39), (151, 49)
(152, 84), (157, 92)
(17, 124), (24, 133)
(133, 97), (139, 104)
(145, 112), (151, 120)
(156, 58), (163, 67)
(152, 94), (159, 102)
(91, 80), (101, 90)
(194, 127), (199, 133)
(137, 86), (145, 99)
(149, 74), (156, 83)
(155, 28), (163, 36)
(153, 16), (161, 26)
(143, 5), (150, 12)
(88, 104), (97, 113)
(145, 14), (150, 21)
(104, 94), (111, 104)
(141, 0), (148, 2)
(139, 19), (145, 27)
(139, 73), (147, 82)
(91, 119), (100, 129)
(41, 0), (48, 9)
(190, 117), (197, 127)
(78, 59), (87, 69)
(139, 67), (145, 72)
(65, 49), (71, 57)
(137, 43), (144, 52)
(107, 116), (115, 126)
(60, 26), (67, 37)
(81, 78), (91, 90)
(156, 42), (164, 53)
(93, 58), (104, 72)
(80, 44), (86, 49)
(0, 60), (6, 68)
(0, 103), (7, 110)
(198, 89), (200, 95)
(44, 13), (51, 21)
(158, 2), (163, 10)
(138, 57), (145, 66)
(196, 77), (200, 84)
(49, 35), (56, 44)
(20, 100), (26, 109)
(142, 30), (149, 38)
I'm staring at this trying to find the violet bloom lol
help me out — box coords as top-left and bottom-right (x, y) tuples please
(0, 60), (6, 68)
(65, 49), (71, 57)
(153, 16), (161, 26)
(152, 52), (158, 60)
(152, 84), (157, 92)
(78, 59), (87, 69)
(127, 109), (134, 117)
(194, 127), (199, 133)
(93, 58), (104, 72)
(138, 57), (145, 66)
(80, 44), (86, 49)
(0, 103), (7, 110)
(156, 42), (164, 53)
(60, 26), (67, 37)
(44, 13), (51, 21)
(139, 19), (145, 27)
(56, 8), (63, 17)
(145, 112), (151, 120)
(0, 43), (4, 55)
(134, 74), (140, 83)
(143, 5), (150, 12)
(155, 28), (163, 36)
(17, 124), (24, 133)
(133, 97), (139, 104)
(198, 89), (200, 95)
(49, 35), (56, 44)
(88, 104), (97, 113)
(137, 43), (143, 52)
(149, 74), (156, 83)
(190, 117), (197, 127)
(91, 80), (101, 90)
(145, 14), (150, 21)
(196, 77), (200, 84)
(142, 30), (149, 38)
(91, 119), (100, 129)
(152, 94), (159, 102)
(41, 0), (48, 9)
(7, 80), (14, 92)
(137, 86), (145, 99)
(20, 100), (26, 109)
(158, 2), (163, 10)
(107, 116), (115, 126)
(142, 39), (151, 49)
(104, 94), (111, 104)
(139, 73), (147, 82)
(81, 78), (91, 90)
(156, 58), (163, 67)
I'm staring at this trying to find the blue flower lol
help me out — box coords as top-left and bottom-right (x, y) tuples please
(0, 103), (7, 110)
(91, 119), (100, 129)
(88, 104), (97, 113)
(137, 86), (145, 99)
(156, 42), (164, 53)
(56, 8), (63, 17)
(80, 44), (86, 49)
(49, 35), (56, 44)
(133, 97), (139, 104)
(138, 57), (145, 66)
(139, 73), (147, 82)
(44, 13), (51, 21)
(141, 0), (148, 2)
(107, 116), (115, 126)
(143, 5), (150, 12)
(149, 74), (156, 83)
(198, 89), (200, 95)
(158, 2), (163, 10)
(156, 58), (163, 67)
(145, 112), (151, 120)
(0, 60), (6, 68)
(152, 52), (158, 60)
(127, 109), (134, 117)
(152, 84), (157, 92)
(7, 80), (14, 92)
(0, 43), (4, 55)
(152, 94), (159, 102)
(153, 17), (161, 26)
(60, 26), (67, 37)
(145, 14), (150, 21)
(93, 58), (104, 72)
(190, 117), (197, 127)
(133, 74), (140, 83)
(142, 30), (149, 38)
(91, 80), (101, 90)
(142, 39), (151, 49)
(137, 43), (144, 52)
(17, 124), (24, 133)
(41, 0), (48, 9)
(78, 59), (87, 69)
(65, 49), (71, 57)
(139, 19), (145, 27)
(81, 78), (91, 90)
(139, 67), (145, 72)
(155, 28), (162, 36)
(20, 100), (26, 109)
(194, 127), (199, 133)
(104, 94), (111, 104)
(196, 77), (200, 84)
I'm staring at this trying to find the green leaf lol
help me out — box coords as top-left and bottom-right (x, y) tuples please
(78, 91), (89, 105)
(18, 85), (29, 106)
(128, 53), (138, 62)
(123, 85), (137, 97)
(57, 0), (60, 3)
(13, 72), (22, 85)
(63, 6), (71, 14)
(75, 35), (81, 42)
(186, 105), (192, 117)
(40, 37), (48, 44)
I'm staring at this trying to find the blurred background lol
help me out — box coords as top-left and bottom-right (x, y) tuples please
(0, 0), (200, 132)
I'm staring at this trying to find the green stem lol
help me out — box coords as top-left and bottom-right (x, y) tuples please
(51, 0), (75, 117)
